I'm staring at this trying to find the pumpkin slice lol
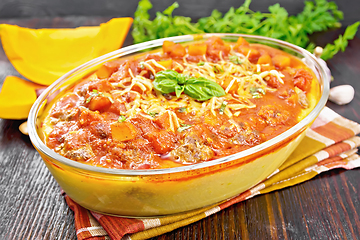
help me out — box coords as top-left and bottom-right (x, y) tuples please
(0, 76), (44, 119)
(0, 17), (133, 85)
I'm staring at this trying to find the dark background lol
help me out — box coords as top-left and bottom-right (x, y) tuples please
(0, 0), (359, 26)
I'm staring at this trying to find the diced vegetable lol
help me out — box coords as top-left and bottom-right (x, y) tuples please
(272, 55), (290, 69)
(188, 44), (207, 56)
(145, 130), (177, 153)
(88, 95), (112, 112)
(158, 59), (173, 69)
(162, 40), (186, 58)
(257, 54), (272, 65)
(235, 37), (249, 47)
(111, 121), (137, 141)
(96, 65), (114, 79)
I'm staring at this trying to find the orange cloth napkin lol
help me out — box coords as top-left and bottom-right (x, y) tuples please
(64, 107), (360, 240)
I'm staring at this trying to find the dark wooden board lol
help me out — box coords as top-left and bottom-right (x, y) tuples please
(0, 17), (359, 240)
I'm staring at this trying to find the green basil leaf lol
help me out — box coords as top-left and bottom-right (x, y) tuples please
(154, 70), (181, 94)
(155, 69), (179, 81)
(154, 70), (225, 101)
(175, 84), (185, 98)
(153, 77), (178, 94)
(185, 77), (225, 101)
(177, 75), (188, 85)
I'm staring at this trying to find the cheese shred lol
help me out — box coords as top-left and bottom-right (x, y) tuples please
(109, 47), (285, 126)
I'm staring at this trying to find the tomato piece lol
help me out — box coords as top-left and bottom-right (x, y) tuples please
(293, 69), (313, 92)
(237, 46), (260, 62)
(145, 130), (178, 154)
(206, 36), (231, 58)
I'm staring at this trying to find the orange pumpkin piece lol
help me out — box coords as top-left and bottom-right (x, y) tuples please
(0, 76), (43, 119)
(235, 37), (250, 47)
(0, 17), (133, 85)
(273, 55), (291, 69)
(239, 47), (260, 61)
(257, 54), (272, 65)
(206, 36), (231, 57)
(158, 59), (173, 69)
(88, 96), (112, 112)
(111, 121), (137, 141)
(162, 40), (176, 53)
(162, 41), (186, 58)
(188, 44), (207, 56)
(96, 65), (114, 79)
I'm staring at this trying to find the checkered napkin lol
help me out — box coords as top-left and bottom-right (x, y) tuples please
(64, 107), (360, 240)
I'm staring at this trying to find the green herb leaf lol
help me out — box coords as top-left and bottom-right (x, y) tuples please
(178, 107), (187, 112)
(107, 96), (114, 104)
(148, 112), (159, 118)
(184, 77), (226, 101)
(154, 70), (225, 101)
(229, 55), (242, 65)
(213, 65), (223, 74)
(139, 61), (145, 69)
(132, 0), (357, 60)
(250, 87), (266, 98)
(321, 21), (360, 60)
(177, 123), (192, 132)
(86, 89), (100, 103)
(219, 101), (228, 115)
(197, 61), (205, 66)
(175, 84), (185, 98)
(118, 115), (126, 122)
(153, 70), (179, 94)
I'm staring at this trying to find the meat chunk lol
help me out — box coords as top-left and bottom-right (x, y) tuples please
(258, 105), (290, 126)
(295, 87), (309, 108)
(62, 146), (94, 161)
(170, 134), (214, 164)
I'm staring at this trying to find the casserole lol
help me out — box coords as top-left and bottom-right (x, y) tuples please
(28, 33), (330, 217)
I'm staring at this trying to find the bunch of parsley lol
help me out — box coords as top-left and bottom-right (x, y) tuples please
(132, 0), (359, 60)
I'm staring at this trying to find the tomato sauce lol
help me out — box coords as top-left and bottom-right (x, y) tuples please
(42, 36), (318, 169)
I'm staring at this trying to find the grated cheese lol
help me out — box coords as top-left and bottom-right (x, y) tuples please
(106, 46), (285, 128)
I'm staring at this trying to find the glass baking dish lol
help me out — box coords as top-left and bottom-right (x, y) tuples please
(28, 33), (330, 217)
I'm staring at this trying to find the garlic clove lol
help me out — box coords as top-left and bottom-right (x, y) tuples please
(329, 85), (355, 105)
(19, 121), (28, 135)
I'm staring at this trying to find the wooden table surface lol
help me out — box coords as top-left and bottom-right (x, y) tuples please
(0, 17), (359, 240)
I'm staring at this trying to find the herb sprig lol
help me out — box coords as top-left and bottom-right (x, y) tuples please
(86, 89), (114, 104)
(250, 87), (266, 98)
(153, 70), (225, 101)
(177, 123), (192, 132)
(132, 0), (359, 60)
